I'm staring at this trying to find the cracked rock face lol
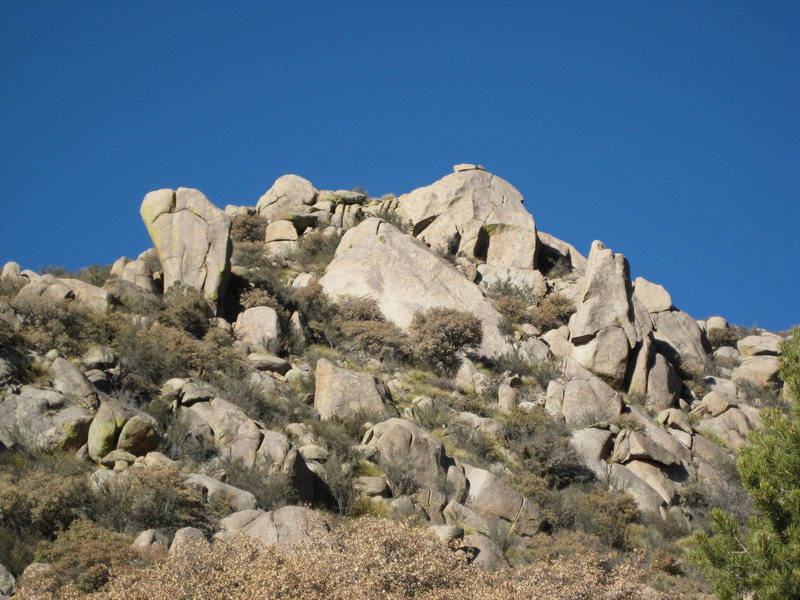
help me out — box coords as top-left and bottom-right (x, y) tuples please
(397, 168), (538, 269)
(140, 187), (232, 309)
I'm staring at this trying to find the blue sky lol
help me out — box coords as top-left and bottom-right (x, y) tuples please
(1, 2), (797, 331)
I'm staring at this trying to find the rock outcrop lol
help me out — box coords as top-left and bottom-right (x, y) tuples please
(397, 165), (539, 269)
(140, 187), (232, 310)
(319, 218), (511, 357)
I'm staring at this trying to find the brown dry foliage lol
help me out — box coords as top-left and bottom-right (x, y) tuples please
(529, 293), (576, 333)
(50, 517), (673, 600)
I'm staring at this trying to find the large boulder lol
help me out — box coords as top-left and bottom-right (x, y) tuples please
(462, 464), (544, 537)
(0, 386), (92, 451)
(633, 277), (673, 313)
(652, 310), (709, 369)
(737, 334), (783, 357)
(218, 506), (330, 548)
(256, 175), (318, 222)
(545, 358), (622, 428)
(569, 427), (613, 481)
(319, 218), (511, 357)
(396, 166), (538, 269)
(50, 358), (98, 407)
(313, 358), (396, 421)
(732, 355), (782, 389)
(233, 306), (282, 354)
(0, 563), (16, 596)
(568, 241), (638, 386)
(185, 397), (262, 467)
(140, 187), (232, 309)
(362, 418), (466, 499)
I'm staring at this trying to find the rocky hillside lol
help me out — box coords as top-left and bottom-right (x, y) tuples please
(0, 164), (795, 599)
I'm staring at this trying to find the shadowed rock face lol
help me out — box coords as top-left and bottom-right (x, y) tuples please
(140, 187), (232, 311)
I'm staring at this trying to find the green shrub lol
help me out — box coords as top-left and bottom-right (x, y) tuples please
(231, 241), (268, 269)
(156, 410), (218, 464)
(494, 295), (531, 326)
(219, 457), (296, 511)
(688, 327), (800, 600)
(12, 296), (93, 356)
(32, 518), (141, 596)
(0, 277), (25, 298)
(707, 327), (740, 349)
(334, 296), (383, 322)
(379, 457), (420, 497)
(562, 487), (639, 549)
(160, 284), (213, 339)
(500, 407), (591, 489)
(293, 281), (337, 344)
(0, 452), (92, 539)
(486, 278), (537, 304)
(231, 213), (268, 243)
(337, 320), (410, 362)
(529, 293), (575, 333)
(292, 231), (341, 273)
(319, 451), (355, 516)
(92, 467), (210, 534)
(409, 308), (483, 374)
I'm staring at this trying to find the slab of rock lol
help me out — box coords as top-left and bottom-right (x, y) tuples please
(461, 534), (509, 570)
(569, 428), (612, 481)
(169, 527), (208, 555)
(140, 187), (232, 309)
(462, 464), (543, 537)
(314, 358), (395, 420)
(705, 316), (728, 331)
(626, 406), (692, 467)
(545, 358), (622, 428)
(1, 261), (20, 280)
(612, 429), (680, 467)
(185, 397), (262, 467)
(0, 562), (15, 596)
(607, 463), (665, 515)
(569, 241), (637, 347)
(737, 334), (783, 357)
(131, 529), (170, 553)
(633, 277), (673, 313)
(265, 220), (299, 243)
(570, 324), (631, 387)
(224, 506), (330, 548)
(397, 168), (538, 268)
(624, 459), (677, 504)
(256, 175), (318, 222)
(652, 310), (709, 369)
(234, 306), (281, 354)
(51, 358), (97, 406)
(732, 355), (782, 388)
(183, 473), (257, 511)
(117, 415), (160, 455)
(319, 218), (511, 357)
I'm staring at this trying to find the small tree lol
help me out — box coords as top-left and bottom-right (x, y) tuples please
(689, 326), (800, 599)
(409, 307), (483, 374)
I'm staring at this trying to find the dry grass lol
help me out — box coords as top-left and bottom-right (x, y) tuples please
(37, 517), (676, 600)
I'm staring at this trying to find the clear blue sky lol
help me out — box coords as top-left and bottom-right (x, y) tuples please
(1, 2), (797, 331)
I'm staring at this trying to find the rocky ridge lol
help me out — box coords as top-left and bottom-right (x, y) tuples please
(0, 163), (793, 598)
